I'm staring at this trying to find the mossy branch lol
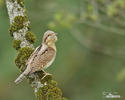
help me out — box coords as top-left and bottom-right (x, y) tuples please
(6, 0), (67, 100)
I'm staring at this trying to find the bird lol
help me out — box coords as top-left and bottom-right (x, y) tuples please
(15, 30), (57, 84)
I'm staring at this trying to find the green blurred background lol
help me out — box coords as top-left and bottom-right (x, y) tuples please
(0, 0), (125, 100)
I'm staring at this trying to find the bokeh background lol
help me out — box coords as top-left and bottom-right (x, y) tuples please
(0, 0), (125, 100)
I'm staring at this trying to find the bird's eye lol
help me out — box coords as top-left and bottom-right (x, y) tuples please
(48, 34), (52, 37)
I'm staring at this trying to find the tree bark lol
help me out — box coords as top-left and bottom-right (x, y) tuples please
(6, 0), (67, 100)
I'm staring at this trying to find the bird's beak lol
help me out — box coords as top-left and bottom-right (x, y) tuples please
(53, 34), (57, 41)
(55, 35), (57, 41)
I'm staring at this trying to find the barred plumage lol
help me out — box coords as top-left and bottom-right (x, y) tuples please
(15, 30), (57, 84)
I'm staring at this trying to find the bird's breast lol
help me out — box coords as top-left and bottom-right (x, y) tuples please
(43, 55), (56, 69)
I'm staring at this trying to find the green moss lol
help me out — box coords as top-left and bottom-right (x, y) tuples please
(41, 74), (52, 84)
(15, 47), (34, 71)
(35, 88), (44, 100)
(17, 0), (24, 7)
(14, 15), (28, 28)
(25, 31), (36, 43)
(35, 78), (63, 100)
(11, 0), (15, 3)
(51, 80), (57, 87)
(9, 16), (28, 36)
(9, 24), (17, 36)
(17, 8), (21, 11)
(13, 39), (21, 50)
(47, 92), (62, 100)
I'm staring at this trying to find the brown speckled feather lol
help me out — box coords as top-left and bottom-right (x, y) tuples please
(25, 45), (43, 66)
(29, 47), (56, 74)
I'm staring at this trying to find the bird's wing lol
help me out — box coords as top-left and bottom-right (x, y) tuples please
(26, 44), (48, 66)
(26, 44), (42, 65)
(30, 47), (56, 73)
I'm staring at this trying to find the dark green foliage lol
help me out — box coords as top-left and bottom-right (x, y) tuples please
(15, 47), (34, 71)
(9, 16), (28, 36)
(36, 79), (63, 100)
(25, 31), (36, 43)
(13, 39), (21, 50)
(17, 0), (24, 7)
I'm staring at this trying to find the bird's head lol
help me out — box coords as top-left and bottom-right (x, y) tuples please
(43, 30), (57, 46)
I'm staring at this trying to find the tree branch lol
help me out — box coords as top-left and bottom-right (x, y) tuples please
(6, 0), (67, 100)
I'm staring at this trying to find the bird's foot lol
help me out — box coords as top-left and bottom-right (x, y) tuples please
(41, 72), (52, 80)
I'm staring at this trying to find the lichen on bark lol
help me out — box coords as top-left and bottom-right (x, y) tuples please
(6, 0), (67, 100)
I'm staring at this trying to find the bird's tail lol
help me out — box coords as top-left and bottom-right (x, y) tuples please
(14, 72), (26, 84)
(15, 65), (31, 84)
